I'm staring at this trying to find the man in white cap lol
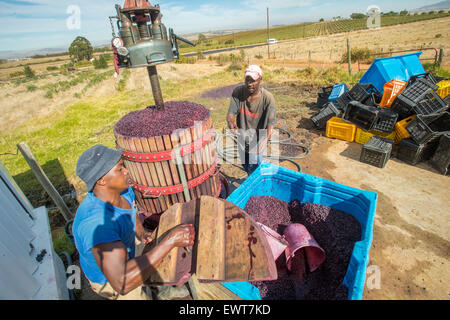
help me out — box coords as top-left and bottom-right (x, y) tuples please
(227, 64), (276, 174)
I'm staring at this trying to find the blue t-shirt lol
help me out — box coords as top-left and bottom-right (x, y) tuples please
(73, 187), (137, 285)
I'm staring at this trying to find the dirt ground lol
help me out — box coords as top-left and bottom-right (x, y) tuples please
(219, 84), (449, 300)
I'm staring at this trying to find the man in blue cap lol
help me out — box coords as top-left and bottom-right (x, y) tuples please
(73, 144), (195, 300)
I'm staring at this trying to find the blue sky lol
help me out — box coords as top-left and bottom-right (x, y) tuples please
(0, 0), (439, 52)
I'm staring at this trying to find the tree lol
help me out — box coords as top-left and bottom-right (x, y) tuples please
(319, 18), (324, 22)
(400, 10), (408, 16)
(197, 33), (207, 45)
(24, 65), (35, 78)
(350, 13), (366, 19)
(69, 36), (93, 62)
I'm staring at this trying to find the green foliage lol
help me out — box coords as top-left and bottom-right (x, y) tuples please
(198, 33), (207, 44)
(52, 229), (75, 255)
(341, 47), (388, 64)
(350, 13), (366, 19)
(224, 39), (234, 45)
(174, 55), (197, 64)
(69, 36), (93, 62)
(9, 70), (25, 78)
(26, 84), (37, 92)
(319, 18), (324, 22)
(197, 50), (205, 60)
(93, 55), (108, 69)
(46, 65), (59, 71)
(24, 65), (35, 78)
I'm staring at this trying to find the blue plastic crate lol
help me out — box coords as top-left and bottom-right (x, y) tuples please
(226, 162), (378, 300)
(328, 83), (349, 102)
(359, 52), (425, 94)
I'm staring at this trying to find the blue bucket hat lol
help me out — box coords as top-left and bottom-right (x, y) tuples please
(76, 145), (123, 192)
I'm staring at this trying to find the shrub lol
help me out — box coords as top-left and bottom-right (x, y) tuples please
(24, 65), (35, 78)
(27, 84), (37, 92)
(46, 66), (59, 71)
(93, 55), (108, 69)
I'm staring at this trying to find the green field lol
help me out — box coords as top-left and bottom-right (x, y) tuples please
(180, 12), (450, 54)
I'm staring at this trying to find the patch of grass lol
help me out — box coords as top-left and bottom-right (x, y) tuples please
(52, 228), (75, 255)
(117, 69), (131, 92)
(27, 84), (37, 92)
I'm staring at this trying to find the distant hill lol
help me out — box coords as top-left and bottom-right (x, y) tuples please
(411, 0), (450, 13)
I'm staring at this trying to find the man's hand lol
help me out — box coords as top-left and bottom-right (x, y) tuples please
(227, 114), (240, 135)
(138, 230), (153, 245)
(165, 224), (195, 248)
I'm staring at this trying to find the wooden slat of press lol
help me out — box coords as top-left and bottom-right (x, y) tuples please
(186, 126), (202, 199)
(222, 199), (277, 282)
(150, 203), (183, 283)
(155, 135), (179, 205)
(133, 137), (157, 214)
(170, 129), (191, 202)
(148, 136), (171, 210)
(178, 128), (196, 200)
(163, 134), (183, 203)
(198, 121), (212, 196)
(196, 196), (226, 281)
(191, 124), (207, 196)
(140, 138), (165, 213)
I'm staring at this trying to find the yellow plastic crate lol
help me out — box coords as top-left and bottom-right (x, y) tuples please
(355, 127), (396, 145)
(436, 80), (450, 99)
(394, 114), (416, 144)
(326, 117), (357, 142)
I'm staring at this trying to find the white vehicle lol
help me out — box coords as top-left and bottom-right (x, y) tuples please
(267, 38), (278, 44)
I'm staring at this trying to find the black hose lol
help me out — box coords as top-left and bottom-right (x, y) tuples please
(215, 126), (309, 174)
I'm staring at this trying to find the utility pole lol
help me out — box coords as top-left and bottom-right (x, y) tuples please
(267, 7), (270, 59)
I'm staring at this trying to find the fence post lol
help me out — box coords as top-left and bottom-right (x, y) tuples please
(438, 48), (444, 66)
(17, 142), (73, 222)
(347, 38), (352, 74)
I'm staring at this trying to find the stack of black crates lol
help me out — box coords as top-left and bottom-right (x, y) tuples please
(312, 73), (449, 172)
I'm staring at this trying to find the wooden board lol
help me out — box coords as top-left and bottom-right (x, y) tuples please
(147, 196), (277, 285)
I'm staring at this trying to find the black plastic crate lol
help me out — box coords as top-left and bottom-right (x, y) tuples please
(413, 91), (448, 115)
(391, 77), (439, 119)
(336, 91), (352, 111)
(310, 102), (341, 129)
(318, 85), (334, 98)
(343, 101), (379, 131)
(407, 73), (438, 86)
(430, 134), (450, 175)
(396, 138), (440, 165)
(406, 112), (450, 144)
(372, 108), (399, 133)
(360, 136), (393, 168)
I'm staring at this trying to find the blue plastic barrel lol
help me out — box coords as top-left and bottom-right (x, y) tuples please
(359, 52), (425, 94)
(328, 83), (349, 102)
(226, 162), (378, 300)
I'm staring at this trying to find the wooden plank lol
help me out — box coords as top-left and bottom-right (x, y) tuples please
(155, 135), (178, 205)
(149, 203), (183, 283)
(17, 142), (72, 222)
(196, 196), (225, 281)
(163, 134), (183, 203)
(178, 128), (196, 200)
(140, 138), (166, 213)
(222, 198), (277, 282)
(133, 137), (158, 214)
(148, 137), (171, 210)
(191, 125), (207, 196)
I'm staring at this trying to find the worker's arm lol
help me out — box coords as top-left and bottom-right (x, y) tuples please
(227, 113), (239, 135)
(91, 224), (195, 295)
